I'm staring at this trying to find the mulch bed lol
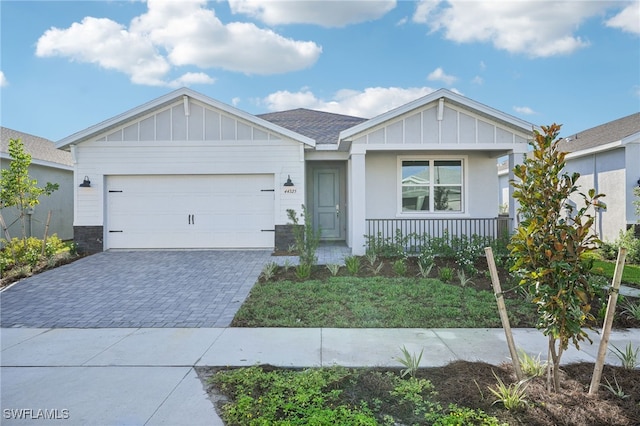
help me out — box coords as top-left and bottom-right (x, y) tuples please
(197, 361), (640, 425)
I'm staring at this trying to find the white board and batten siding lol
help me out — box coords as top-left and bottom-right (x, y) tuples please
(351, 104), (530, 148)
(73, 97), (305, 249)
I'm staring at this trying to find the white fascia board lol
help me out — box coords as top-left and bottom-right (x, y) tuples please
(565, 140), (623, 160)
(622, 131), (640, 145)
(314, 144), (338, 151)
(305, 150), (349, 161)
(56, 87), (315, 149)
(355, 143), (529, 154)
(0, 153), (73, 171)
(29, 159), (74, 171)
(339, 88), (536, 142)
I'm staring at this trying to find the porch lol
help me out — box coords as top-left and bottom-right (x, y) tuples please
(365, 217), (512, 253)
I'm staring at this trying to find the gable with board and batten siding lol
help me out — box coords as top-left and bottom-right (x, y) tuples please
(56, 88), (314, 252)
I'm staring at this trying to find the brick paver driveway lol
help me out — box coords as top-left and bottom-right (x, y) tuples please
(0, 250), (271, 328)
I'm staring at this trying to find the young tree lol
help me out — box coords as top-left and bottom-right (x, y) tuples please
(0, 138), (59, 241)
(509, 124), (605, 392)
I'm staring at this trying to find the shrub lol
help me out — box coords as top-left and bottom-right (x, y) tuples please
(0, 235), (68, 270)
(438, 267), (454, 283)
(326, 264), (341, 276)
(365, 230), (407, 258)
(260, 262), (278, 281)
(286, 205), (320, 267)
(344, 255), (361, 275)
(603, 228), (640, 264)
(295, 263), (312, 280)
(393, 259), (407, 276)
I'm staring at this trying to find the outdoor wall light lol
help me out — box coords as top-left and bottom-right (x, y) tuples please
(79, 176), (91, 187)
(284, 175), (294, 187)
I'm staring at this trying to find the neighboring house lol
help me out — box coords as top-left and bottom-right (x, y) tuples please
(1, 127), (74, 242)
(497, 161), (510, 214)
(558, 113), (640, 242)
(498, 113), (640, 243)
(55, 88), (534, 255)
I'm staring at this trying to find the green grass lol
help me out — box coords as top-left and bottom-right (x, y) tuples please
(591, 260), (640, 287)
(232, 277), (537, 328)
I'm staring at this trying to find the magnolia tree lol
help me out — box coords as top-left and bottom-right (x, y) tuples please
(509, 124), (605, 392)
(0, 138), (59, 241)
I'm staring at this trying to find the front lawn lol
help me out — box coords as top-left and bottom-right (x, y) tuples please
(233, 256), (640, 329)
(591, 259), (640, 287)
(232, 276), (537, 328)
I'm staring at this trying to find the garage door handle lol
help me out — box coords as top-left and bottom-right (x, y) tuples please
(188, 214), (195, 225)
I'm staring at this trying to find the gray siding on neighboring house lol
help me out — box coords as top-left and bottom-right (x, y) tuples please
(498, 113), (639, 243)
(566, 148), (627, 242)
(1, 128), (73, 242)
(560, 113), (640, 242)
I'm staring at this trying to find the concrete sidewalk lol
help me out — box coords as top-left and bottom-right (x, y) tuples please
(2, 327), (639, 425)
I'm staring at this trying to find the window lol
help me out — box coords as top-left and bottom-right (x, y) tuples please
(401, 159), (463, 213)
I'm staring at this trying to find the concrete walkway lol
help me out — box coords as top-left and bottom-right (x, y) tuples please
(2, 327), (639, 425)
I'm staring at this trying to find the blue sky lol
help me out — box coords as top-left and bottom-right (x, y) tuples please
(1, 0), (638, 142)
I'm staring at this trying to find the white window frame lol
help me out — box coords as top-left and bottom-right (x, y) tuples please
(397, 155), (467, 216)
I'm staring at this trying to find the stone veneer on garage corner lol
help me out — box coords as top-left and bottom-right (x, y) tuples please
(73, 226), (103, 254)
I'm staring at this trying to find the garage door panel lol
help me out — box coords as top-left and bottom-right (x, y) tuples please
(107, 175), (274, 249)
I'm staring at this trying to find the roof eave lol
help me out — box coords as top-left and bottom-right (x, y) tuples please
(55, 88), (315, 149)
(338, 88), (536, 143)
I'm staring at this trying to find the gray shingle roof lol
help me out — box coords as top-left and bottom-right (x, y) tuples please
(1, 127), (72, 167)
(558, 112), (640, 153)
(257, 108), (367, 145)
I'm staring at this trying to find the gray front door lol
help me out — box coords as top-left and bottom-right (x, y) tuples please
(313, 168), (342, 239)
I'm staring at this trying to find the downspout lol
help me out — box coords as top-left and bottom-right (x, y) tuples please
(593, 153), (603, 239)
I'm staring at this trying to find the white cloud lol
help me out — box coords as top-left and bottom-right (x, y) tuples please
(413, 0), (611, 57)
(0, 71), (7, 87)
(427, 67), (456, 85)
(606, 2), (640, 35)
(263, 86), (436, 118)
(36, 16), (171, 86)
(472, 76), (483, 85)
(514, 106), (536, 115)
(167, 72), (216, 88)
(228, 0), (396, 27)
(35, 0), (321, 86)
(131, 0), (321, 73)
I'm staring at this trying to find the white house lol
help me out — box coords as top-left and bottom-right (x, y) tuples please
(1, 127), (73, 242)
(56, 88), (534, 254)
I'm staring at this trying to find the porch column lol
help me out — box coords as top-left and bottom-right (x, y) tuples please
(508, 152), (518, 233)
(350, 150), (367, 255)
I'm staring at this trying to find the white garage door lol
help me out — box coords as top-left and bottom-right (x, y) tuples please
(106, 175), (275, 249)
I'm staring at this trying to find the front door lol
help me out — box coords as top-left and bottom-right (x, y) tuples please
(313, 167), (343, 239)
